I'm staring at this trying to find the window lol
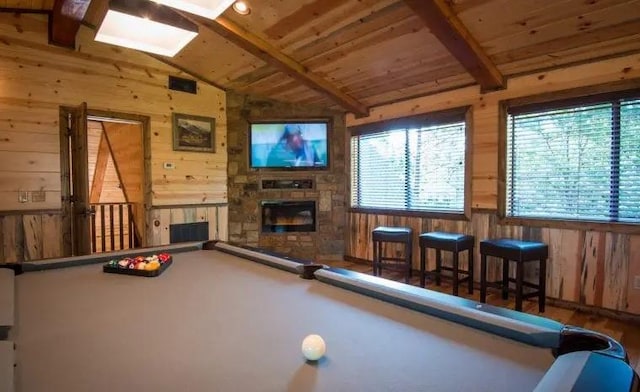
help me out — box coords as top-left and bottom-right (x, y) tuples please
(506, 90), (640, 223)
(350, 111), (468, 214)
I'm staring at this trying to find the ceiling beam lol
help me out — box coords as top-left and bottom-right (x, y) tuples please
(192, 14), (369, 117)
(49, 0), (92, 49)
(403, 0), (505, 91)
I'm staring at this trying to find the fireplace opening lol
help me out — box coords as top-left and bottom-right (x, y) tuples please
(261, 200), (316, 233)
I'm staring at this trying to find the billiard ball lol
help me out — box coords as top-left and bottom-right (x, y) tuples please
(301, 334), (326, 361)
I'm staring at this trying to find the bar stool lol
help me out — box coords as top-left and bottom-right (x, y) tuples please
(480, 239), (548, 312)
(372, 227), (413, 283)
(419, 232), (474, 296)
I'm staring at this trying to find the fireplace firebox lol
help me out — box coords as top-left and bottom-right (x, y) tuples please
(261, 200), (316, 233)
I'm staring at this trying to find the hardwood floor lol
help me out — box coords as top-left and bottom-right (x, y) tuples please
(327, 259), (640, 375)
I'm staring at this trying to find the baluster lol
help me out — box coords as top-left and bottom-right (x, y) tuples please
(109, 204), (115, 251)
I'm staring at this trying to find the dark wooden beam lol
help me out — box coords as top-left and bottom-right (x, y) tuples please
(192, 14), (369, 116)
(49, 0), (92, 49)
(403, 0), (505, 91)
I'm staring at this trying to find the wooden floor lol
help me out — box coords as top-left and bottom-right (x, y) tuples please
(327, 259), (640, 375)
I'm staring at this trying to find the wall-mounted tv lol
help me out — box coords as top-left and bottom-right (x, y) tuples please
(249, 120), (329, 169)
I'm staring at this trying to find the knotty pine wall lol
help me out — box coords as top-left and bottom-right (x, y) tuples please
(346, 54), (640, 316)
(0, 13), (228, 260)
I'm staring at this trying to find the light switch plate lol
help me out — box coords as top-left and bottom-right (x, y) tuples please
(634, 276), (640, 290)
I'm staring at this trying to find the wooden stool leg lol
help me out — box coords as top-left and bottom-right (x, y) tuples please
(419, 246), (426, 287)
(468, 248), (474, 295)
(372, 240), (378, 276)
(539, 258), (546, 313)
(452, 251), (459, 296)
(404, 242), (411, 284)
(435, 250), (442, 286)
(480, 253), (487, 303)
(516, 261), (524, 312)
(407, 242), (412, 279)
(502, 258), (509, 300)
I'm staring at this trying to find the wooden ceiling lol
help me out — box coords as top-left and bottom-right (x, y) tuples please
(3, 0), (640, 115)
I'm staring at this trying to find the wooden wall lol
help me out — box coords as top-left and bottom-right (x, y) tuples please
(347, 212), (640, 315)
(0, 213), (62, 262)
(87, 122), (126, 204)
(345, 53), (640, 315)
(0, 13), (228, 259)
(147, 205), (228, 246)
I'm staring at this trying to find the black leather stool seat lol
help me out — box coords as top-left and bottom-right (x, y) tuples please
(480, 239), (548, 261)
(372, 227), (413, 283)
(480, 238), (548, 313)
(419, 232), (474, 296)
(372, 227), (413, 242)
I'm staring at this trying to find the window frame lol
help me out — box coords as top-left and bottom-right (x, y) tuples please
(348, 106), (473, 220)
(498, 81), (640, 233)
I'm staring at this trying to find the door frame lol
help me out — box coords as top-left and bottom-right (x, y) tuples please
(60, 107), (152, 255)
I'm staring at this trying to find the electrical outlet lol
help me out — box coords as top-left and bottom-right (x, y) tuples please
(163, 162), (176, 170)
(18, 191), (29, 203)
(31, 191), (46, 203)
(634, 276), (640, 290)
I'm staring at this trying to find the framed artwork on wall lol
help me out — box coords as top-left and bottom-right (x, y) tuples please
(172, 113), (215, 152)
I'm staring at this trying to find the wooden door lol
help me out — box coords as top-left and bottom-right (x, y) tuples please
(60, 103), (92, 256)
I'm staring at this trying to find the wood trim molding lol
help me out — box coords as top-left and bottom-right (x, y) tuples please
(0, 209), (63, 216)
(190, 14), (369, 117)
(349, 106), (469, 135)
(49, 0), (91, 48)
(149, 203), (229, 210)
(402, 0), (504, 92)
(348, 207), (469, 221)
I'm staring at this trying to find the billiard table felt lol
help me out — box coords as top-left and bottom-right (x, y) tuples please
(0, 341), (14, 392)
(0, 268), (14, 331)
(14, 250), (554, 392)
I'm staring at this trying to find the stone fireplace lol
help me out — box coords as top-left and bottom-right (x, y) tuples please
(261, 200), (316, 233)
(226, 92), (346, 262)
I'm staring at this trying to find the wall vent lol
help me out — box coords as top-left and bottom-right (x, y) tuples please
(170, 222), (208, 243)
(168, 76), (197, 94)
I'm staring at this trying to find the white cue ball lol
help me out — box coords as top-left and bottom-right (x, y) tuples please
(301, 334), (326, 361)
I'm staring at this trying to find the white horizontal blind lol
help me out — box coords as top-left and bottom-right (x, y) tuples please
(506, 96), (640, 223)
(409, 123), (465, 212)
(351, 121), (466, 213)
(352, 129), (408, 210)
(620, 100), (640, 221)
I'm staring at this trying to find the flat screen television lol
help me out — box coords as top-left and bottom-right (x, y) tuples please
(249, 120), (329, 169)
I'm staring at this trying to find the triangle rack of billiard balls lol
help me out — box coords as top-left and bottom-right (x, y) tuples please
(103, 253), (172, 277)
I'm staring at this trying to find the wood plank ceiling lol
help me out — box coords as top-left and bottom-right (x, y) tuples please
(4, 0), (640, 114)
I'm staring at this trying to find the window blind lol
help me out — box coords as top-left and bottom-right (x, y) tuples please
(351, 121), (466, 213)
(506, 96), (640, 223)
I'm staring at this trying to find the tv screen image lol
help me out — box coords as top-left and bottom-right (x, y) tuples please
(250, 122), (328, 168)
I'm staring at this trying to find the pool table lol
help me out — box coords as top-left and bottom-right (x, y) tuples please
(1, 241), (638, 392)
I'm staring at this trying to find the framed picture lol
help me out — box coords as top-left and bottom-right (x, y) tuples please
(172, 113), (215, 152)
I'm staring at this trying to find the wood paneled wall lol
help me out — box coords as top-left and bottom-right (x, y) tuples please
(0, 13), (228, 259)
(147, 204), (228, 246)
(0, 213), (62, 262)
(345, 54), (640, 315)
(87, 122), (126, 204)
(347, 212), (640, 315)
(347, 53), (640, 210)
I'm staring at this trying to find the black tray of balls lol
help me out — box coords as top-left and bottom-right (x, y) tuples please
(103, 253), (172, 277)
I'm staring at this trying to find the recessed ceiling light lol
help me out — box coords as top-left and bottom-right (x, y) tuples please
(232, 1), (250, 15)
